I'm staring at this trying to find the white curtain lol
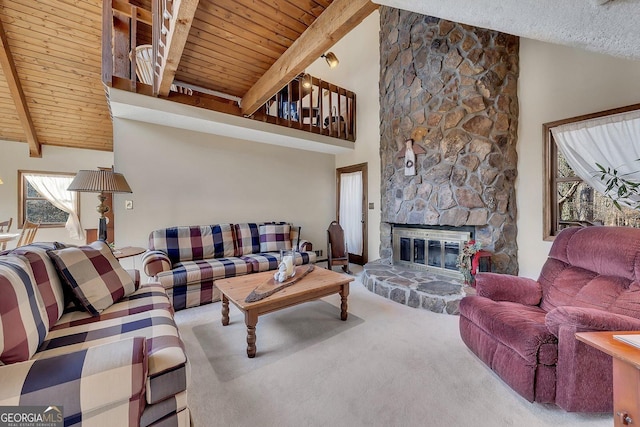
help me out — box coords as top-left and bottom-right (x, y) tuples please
(25, 175), (85, 240)
(339, 171), (363, 256)
(551, 109), (640, 208)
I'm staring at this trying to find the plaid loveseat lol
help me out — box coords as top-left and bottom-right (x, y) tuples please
(142, 222), (316, 310)
(0, 242), (189, 427)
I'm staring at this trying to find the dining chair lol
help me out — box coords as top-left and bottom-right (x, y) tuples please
(327, 220), (351, 274)
(16, 220), (40, 247)
(0, 217), (13, 250)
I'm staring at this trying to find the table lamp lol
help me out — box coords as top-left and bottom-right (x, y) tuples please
(67, 169), (132, 242)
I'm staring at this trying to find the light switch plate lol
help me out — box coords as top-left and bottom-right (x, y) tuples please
(125, 200), (133, 210)
(369, 202), (375, 209)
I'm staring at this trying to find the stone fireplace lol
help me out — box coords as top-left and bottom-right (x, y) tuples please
(379, 7), (520, 275)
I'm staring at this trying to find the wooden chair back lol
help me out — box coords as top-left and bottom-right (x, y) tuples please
(0, 218), (13, 250)
(327, 221), (350, 273)
(16, 221), (40, 247)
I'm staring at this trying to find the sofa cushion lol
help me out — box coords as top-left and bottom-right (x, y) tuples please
(51, 284), (173, 330)
(149, 224), (236, 264)
(48, 241), (135, 316)
(234, 223), (260, 256)
(40, 303), (187, 403)
(157, 258), (251, 289)
(12, 243), (66, 326)
(459, 296), (557, 365)
(241, 253), (280, 273)
(0, 337), (147, 426)
(0, 256), (49, 364)
(259, 224), (292, 252)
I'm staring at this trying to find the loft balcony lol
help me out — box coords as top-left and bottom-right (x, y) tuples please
(102, 0), (364, 147)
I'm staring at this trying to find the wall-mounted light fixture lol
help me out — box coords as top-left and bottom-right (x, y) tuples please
(321, 52), (339, 69)
(301, 73), (313, 89)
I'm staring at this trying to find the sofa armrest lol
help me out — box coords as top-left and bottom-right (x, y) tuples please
(298, 239), (312, 252)
(142, 250), (172, 277)
(0, 337), (147, 425)
(546, 306), (640, 335)
(475, 272), (542, 305)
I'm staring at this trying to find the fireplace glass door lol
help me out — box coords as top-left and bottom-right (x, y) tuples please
(444, 241), (459, 271)
(427, 240), (441, 267)
(392, 226), (472, 280)
(414, 239), (426, 265)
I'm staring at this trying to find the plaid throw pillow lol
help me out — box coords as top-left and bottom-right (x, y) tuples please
(48, 241), (135, 316)
(235, 223), (260, 256)
(259, 224), (292, 252)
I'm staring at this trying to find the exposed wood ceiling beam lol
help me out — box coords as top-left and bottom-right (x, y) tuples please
(158, 0), (199, 96)
(0, 17), (41, 157)
(241, 0), (378, 116)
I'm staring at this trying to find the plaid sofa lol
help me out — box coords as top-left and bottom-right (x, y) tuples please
(142, 222), (316, 310)
(0, 243), (189, 427)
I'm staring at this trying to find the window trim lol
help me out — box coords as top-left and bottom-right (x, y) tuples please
(543, 103), (640, 240)
(18, 170), (81, 229)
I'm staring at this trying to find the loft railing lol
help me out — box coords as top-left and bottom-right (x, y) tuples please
(101, 0), (355, 142)
(251, 74), (356, 142)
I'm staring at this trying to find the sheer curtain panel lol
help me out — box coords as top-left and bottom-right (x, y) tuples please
(25, 175), (84, 240)
(339, 171), (363, 256)
(551, 109), (640, 208)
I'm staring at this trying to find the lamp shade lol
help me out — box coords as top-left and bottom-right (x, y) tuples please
(67, 170), (132, 193)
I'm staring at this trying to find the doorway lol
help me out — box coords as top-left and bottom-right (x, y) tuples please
(336, 163), (368, 265)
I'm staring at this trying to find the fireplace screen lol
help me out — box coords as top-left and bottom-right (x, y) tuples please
(392, 226), (472, 279)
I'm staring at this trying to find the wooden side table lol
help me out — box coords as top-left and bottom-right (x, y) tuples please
(576, 331), (640, 426)
(113, 246), (146, 269)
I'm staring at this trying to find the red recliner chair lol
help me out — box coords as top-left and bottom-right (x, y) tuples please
(459, 226), (640, 412)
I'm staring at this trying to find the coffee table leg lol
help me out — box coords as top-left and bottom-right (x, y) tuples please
(246, 311), (258, 358)
(221, 294), (229, 326)
(340, 283), (349, 321)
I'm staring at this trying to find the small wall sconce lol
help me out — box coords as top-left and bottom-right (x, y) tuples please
(301, 73), (312, 89)
(321, 52), (339, 69)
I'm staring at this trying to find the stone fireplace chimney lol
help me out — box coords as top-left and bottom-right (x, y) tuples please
(379, 8), (520, 275)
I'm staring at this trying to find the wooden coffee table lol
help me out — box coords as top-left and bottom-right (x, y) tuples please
(215, 265), (353, 358)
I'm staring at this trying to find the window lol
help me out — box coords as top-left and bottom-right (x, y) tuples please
(18, 171), (79, 228)
(543, 105), (640, 240)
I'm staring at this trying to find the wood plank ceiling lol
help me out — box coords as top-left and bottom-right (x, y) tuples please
(0, 0), (375, 155)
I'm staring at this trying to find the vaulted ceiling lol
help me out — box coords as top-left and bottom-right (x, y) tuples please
(1, 0), (636, 157)
(0, 0), (376, 156)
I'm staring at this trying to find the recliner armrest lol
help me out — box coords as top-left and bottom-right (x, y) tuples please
(545, 305), (640, 335)
(475, 272), (542, 305)
(142, 250), (172, 277)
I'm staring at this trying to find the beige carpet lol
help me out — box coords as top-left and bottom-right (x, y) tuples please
(175, 270), (612, 427)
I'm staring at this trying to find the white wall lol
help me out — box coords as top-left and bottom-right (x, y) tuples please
(306, 11), (382, 261)
(0, 140), (113, 247)
(110, 11), (383, 263)
(112, 119), (335, 251)
(517, 38), (640, 278)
